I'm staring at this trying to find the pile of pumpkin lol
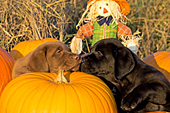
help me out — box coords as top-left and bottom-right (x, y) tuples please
(0, 38), (169, 113)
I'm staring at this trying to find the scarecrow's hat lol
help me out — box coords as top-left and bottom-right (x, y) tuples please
(87, 0), (130, 15)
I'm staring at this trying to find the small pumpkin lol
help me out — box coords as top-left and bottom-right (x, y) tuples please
(0, 71), (118, 113)
(0, 48), (15, 96)
(143, 51), (170, 81)
(10, 38), (58, 60)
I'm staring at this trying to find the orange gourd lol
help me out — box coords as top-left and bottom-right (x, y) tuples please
(0, 48), (15, 96)
(143, 51), (170, 81)
(10, 38), (58, 60)
(0, 71), (118, 113)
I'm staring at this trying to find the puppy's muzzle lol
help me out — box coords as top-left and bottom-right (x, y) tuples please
(69, 54), (82, 72)
(81, 53), (90, 59)
(73, 54), (81, 61)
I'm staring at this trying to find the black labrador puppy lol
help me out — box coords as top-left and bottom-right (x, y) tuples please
(12, 41), (81, 78)
(80, 38), (170, 113)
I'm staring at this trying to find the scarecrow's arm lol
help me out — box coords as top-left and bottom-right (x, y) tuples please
(117, 22), (142, 54)
(75, 22), (93, 39)
(70, 22), (93, 54)
(117, 22), (132, 39)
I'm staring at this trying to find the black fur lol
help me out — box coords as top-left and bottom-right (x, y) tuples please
(80, 38), (170, 113)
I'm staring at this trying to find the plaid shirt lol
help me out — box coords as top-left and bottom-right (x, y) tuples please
(75, 22), (132, 40)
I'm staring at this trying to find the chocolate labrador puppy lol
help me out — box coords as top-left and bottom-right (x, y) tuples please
(12, 41), (81, 78)
(80, 38), (170, 113)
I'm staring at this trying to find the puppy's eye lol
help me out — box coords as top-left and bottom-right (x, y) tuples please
(56, 49), (62, 54)
(95, 51), (103, 58)
(106, 3), (108, 6)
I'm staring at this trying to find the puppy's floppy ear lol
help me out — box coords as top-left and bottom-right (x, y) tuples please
(114, 47), (135, 80)
(26, 44), (49, 72)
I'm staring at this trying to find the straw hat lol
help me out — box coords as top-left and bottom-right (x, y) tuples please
(87, 0), (130, 15)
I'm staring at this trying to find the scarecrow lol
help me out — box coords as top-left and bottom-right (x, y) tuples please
(70, 0), (141, 54)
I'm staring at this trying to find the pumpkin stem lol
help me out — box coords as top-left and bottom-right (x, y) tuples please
(54, 69), (68, 84)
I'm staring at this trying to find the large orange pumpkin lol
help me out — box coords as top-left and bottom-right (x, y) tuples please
(0, 72), (118, 113)
(0, 48), (15, 96)
(10, 38), (58, 60)
(143, 51), (170, 81)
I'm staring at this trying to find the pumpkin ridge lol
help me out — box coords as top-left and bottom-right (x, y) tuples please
(23, 80), (59, 112)
(69, 84), (83, 112)
(22, 78), (59, 112)
(1, 78), (46, 108)
(47, 81), (58, 112)
(35, 82), (57, 112)
(143, 51), (170, 82)
(0, 56), (11, 80)
(50, 84), (65, 112)
(80, 81), (114, 113)
(0, 77), (5, 93)
(23, 84), (48, 112)
(1, 80), (41, 112)
(14, 83), (46, 113)
(69, 72), (109, 113)
(70, 72), (116, 113)
(75, 83), (98, 113)
(63, 84), (78, 112)
(0, 48), (14, 96)
(0, 58), (12, 91)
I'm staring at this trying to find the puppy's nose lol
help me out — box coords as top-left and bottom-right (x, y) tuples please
(73, 55), (81, 61)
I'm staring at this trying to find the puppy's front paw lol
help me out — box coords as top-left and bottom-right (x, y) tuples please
(121, 93), (144, 111)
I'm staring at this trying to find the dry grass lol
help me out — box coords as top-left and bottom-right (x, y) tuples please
(128, 0), (170, 58)
(0, 0), (86, 51)
(0, 0), (169, 59)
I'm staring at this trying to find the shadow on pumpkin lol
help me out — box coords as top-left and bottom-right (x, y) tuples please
(98, 76), (127, 113)
(143, 55), (170, 82)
